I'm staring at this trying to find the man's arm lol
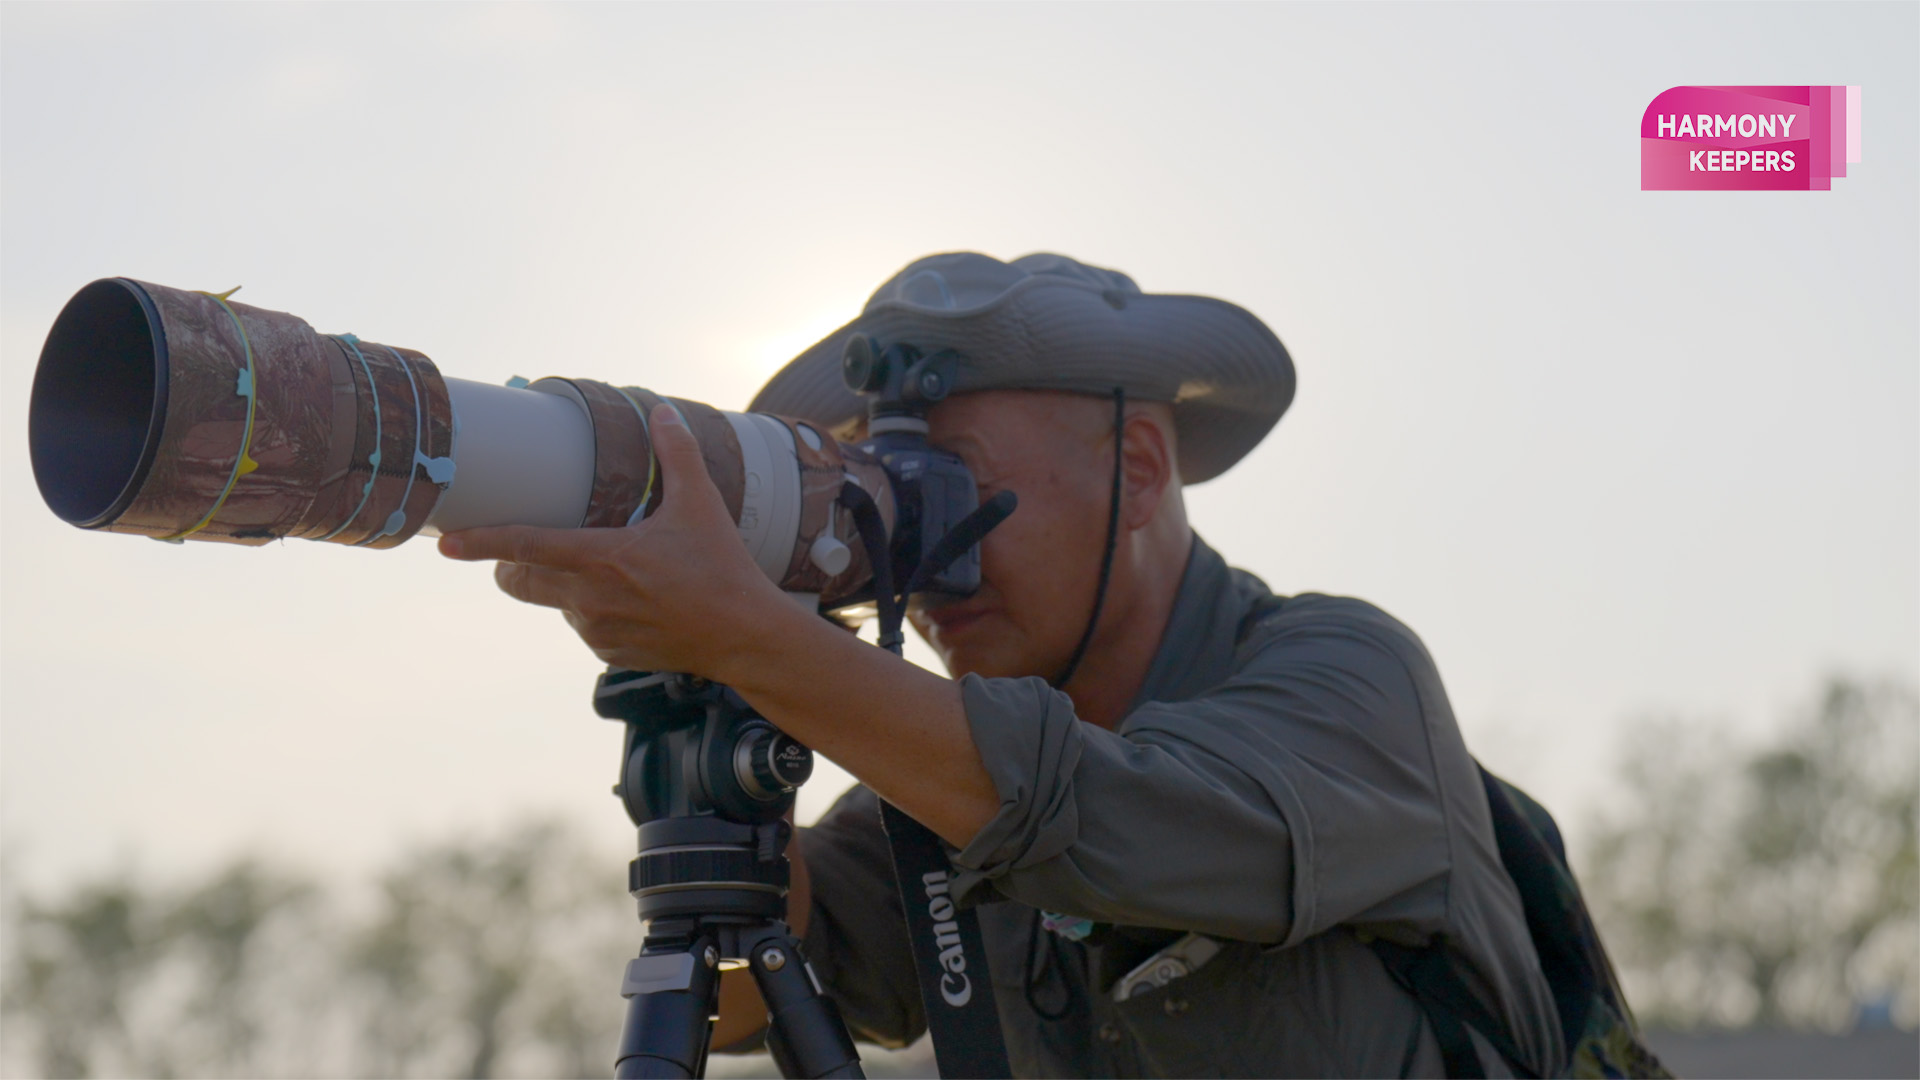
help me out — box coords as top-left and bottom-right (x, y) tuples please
(438, 403), (1002, 851)
(715, 606), (998, 849)
(944, 599), (1452, 947)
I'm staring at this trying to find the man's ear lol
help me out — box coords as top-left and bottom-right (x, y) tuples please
(1118, 410), (1176, 532)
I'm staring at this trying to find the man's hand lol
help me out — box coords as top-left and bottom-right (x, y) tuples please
(437, 403), (792, 683)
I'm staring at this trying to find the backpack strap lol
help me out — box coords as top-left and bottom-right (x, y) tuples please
(1368, 936), (1540, 1080)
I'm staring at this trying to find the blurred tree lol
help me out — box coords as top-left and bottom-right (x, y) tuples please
(1582, 675), (1919, 1031)
(3, 875), (158, 1078)
(163, 860), (318, 1075)
(343, 820), (632, 1079)
(1, 859), (323, 1079)
(13, 675), (1909, 1074)
(3, 821), (634, 1079)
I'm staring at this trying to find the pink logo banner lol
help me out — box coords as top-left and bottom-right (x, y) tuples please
(1642, 86), (1861, 191)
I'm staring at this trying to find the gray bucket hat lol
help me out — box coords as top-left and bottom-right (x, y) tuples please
(747, 252), (1295, 484)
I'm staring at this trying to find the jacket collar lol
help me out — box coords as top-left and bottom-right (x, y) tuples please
(1126, 532), (1249, 714)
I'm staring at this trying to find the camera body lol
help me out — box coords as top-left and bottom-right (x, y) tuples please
(843, 335), (982, 600)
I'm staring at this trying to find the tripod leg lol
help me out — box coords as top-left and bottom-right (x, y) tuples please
(616, 939), (722, 1079)
(747, 930), (864, 1080)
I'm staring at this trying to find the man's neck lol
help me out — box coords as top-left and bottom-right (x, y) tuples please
(1062, 529), (1195, 730)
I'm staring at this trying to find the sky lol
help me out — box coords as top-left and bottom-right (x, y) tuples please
(1, 1), (1914, 897)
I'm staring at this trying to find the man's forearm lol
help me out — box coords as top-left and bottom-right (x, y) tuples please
(717, 603), (1000, 851)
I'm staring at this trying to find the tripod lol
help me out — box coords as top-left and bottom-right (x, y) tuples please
(591, 338), (1023, 1079)
(596, 668), (864, 1080)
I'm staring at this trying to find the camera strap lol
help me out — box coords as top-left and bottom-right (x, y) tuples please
(837, 479), (1016, 1077)
(879, 800), (1014, 1079)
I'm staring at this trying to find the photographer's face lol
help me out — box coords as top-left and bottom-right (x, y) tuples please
(909, 390), (1119, 682)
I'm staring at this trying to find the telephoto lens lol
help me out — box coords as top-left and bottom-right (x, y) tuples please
(28, 278), (891, 604)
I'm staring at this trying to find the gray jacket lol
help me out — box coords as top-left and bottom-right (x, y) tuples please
(800, 536), (1566, 1077)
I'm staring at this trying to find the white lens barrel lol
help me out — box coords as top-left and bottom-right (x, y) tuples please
(726, 412), (804, 582)
(424, 378), (596, 533)
(423, 380), (808, 586)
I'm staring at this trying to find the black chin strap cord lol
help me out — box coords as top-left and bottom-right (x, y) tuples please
(1051, 387), (1126, 689)
(1023, 388), (1125, 1022)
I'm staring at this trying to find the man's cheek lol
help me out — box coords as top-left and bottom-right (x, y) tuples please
(976, 523), (1057, 604)
(976, 528), (1015, 587)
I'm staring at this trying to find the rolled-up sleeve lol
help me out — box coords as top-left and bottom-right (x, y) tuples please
(950, 601), (1454, 949)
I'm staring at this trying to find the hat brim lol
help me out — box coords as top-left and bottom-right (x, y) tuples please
(748, 276), (1294, 484)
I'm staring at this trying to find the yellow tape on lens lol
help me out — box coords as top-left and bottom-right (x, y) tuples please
(614, 387), (662, 525)
(154, 288), (258, 543)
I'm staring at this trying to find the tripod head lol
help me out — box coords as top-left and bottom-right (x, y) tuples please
(598, 670), (812, 828)
(595, 668), (813, 926)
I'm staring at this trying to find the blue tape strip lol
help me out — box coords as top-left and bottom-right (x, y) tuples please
(359, 345), (428, 544)
(417, 451), (456, 484)
(317, 334), (383, 541)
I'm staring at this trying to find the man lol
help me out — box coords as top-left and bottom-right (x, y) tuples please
(440, 253), (1566, 1077)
